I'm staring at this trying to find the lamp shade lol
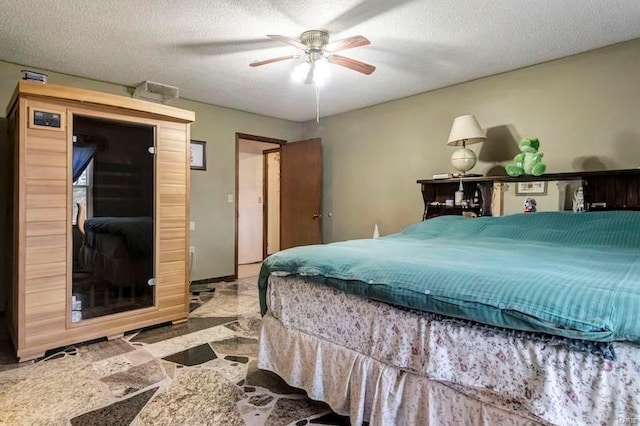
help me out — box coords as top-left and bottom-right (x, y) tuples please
(447, 115), (487, 146)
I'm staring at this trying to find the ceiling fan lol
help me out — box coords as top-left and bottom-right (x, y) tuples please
(250, 30), (376, 84)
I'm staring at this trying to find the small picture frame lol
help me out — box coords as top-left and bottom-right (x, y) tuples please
(515, 181), (547, 196)
(190, 140), (206, 171)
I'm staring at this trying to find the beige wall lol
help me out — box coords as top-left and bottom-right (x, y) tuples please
(0, 61), (302, 292)
(302, 39), (640, 243)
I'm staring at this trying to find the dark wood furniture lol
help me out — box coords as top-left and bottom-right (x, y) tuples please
(417, 169), (640, 220)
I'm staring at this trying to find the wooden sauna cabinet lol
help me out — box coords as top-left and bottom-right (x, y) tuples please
(6, 81), (195, 361)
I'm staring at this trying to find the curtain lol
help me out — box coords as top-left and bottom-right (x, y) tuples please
(72, 145), (96, 182)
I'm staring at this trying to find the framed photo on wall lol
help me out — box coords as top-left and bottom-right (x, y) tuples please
(515, 181), (547, 196)
(190, 140), (206, 170)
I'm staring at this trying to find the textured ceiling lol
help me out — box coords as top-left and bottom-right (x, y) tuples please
(0, 1), (639, 122)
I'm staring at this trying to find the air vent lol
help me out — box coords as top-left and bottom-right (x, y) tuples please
(133, 81), (179, 103)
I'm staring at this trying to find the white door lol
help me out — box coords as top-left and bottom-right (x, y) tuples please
(238, 150), (263, 264)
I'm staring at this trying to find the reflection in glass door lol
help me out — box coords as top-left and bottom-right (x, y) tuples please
(71, 115), (155, 321)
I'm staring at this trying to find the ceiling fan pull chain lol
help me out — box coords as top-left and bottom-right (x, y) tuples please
(315, 83), (320, 124)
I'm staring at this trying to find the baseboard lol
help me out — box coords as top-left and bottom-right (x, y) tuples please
(190, 274), (237, 285)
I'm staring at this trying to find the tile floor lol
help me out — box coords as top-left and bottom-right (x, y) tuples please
(0, 277), (351, 426)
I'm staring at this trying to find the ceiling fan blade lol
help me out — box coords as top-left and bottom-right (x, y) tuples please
(250, 55), (296, 67)
(267, 34), (307, 50)
(328, 55), (376, 75)
(325, 35), (370, 53)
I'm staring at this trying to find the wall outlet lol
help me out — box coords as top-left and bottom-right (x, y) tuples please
(227, 193), (234, 203)
(189, 246), (195, 256)
(190, 221), (195, 231)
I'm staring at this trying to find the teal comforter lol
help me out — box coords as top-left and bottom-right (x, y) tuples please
(259, 211), (640, 343)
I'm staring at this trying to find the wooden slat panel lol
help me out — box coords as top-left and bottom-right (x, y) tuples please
(25, 288), (67, 309)
(160, 239), (187, 252)
(158, 172), (186, 185)
(26, 247), (67, 265)
(159, 184), (186, 195)
(157, 260), (186, 275)
(25, 165), (66, 180)
(159, 249), (185, 263)
(159, 206), (186, 219)
(25, 275), (66, 294)
(158, 140), (186, 153)
(158, 293), (188, 306)
(157, 125), (187, 140)
(25, 262), (66, 280)
(26, 179), (67, 194)
(26, 208), (67, 222)
(26, 193), (66, 208)
(159, 228), (185, 240)
(158, 194), (186, 205)
(158, 161), (186, 175)
(25, 317), (66, 341)
(24, 302), (64, 321)
(26, 221), (66, 236)
(156, 271), (186, 286)
(26, 234), (66, 249)
(159, 217), (186, 230)
(26, 151), (67, 167)
(25, 134), (67, 153)
(157, 150), (185, 164)
(157, 283), (188, 297)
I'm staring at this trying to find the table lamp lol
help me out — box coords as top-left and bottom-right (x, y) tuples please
(447, 115), (487, 175)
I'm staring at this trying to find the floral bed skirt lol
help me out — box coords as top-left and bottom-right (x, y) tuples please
(260, 275), (640, 425)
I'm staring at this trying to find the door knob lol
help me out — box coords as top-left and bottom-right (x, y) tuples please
(312, 213), (322, 219)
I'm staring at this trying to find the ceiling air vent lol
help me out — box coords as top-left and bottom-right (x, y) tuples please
(133, 81), (179, 103)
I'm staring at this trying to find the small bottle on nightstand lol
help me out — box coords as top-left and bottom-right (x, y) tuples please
(454, 181), (464, 206)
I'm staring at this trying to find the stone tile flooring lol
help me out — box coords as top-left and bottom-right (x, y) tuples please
(0, 278), (351, 426)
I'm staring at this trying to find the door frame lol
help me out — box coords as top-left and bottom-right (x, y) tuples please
(234, 133), (286, 279)
(262, 147), (281, 259)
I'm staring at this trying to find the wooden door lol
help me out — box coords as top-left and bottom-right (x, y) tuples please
(280, 138), (322, 250)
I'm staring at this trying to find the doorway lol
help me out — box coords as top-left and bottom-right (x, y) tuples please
(235, 134), (285, 279)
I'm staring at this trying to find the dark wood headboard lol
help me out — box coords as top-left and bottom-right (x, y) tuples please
(417, 169), (640, 220)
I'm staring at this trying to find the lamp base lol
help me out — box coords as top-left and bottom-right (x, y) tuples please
(451, 147), (477, 175)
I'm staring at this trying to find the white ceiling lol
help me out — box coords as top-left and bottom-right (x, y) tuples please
(0, 1), (639, 122)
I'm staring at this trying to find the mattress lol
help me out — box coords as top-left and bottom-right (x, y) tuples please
(260, 211), (640, 343)
(264, 275), (640, 426)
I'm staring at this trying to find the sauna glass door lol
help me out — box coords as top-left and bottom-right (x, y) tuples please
(71, 115), (155, 321)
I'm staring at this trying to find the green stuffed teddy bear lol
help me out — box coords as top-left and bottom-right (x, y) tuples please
(505, 138), (546, 177)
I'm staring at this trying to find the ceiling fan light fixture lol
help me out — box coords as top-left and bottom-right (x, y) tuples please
(255, 30), (375, 84)
(292, 61), (311, 82)
(312, 58), (331, 86)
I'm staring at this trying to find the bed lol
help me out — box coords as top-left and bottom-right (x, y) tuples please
(79, 216), (154, 287)
(257, 211), (640, 425)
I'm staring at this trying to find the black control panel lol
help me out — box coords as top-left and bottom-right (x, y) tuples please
(33, 110), (61, 128)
